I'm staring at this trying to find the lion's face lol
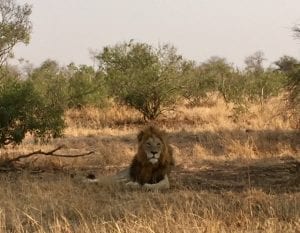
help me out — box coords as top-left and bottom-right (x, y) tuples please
(137, 126), (166, 165)
(142, 136), (163, 164)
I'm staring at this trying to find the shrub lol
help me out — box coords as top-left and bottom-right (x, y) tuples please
(97, 42), (185, 120)
(67, 63), (107, 108)
(0, 69), (65, 147)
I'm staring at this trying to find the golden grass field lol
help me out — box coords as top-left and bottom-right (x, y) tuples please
(0, 97), (299, 233)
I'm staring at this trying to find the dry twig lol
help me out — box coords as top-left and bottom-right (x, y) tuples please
(1, 146), (94, 168)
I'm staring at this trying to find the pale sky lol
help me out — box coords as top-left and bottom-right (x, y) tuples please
(12, 0), (300, 68)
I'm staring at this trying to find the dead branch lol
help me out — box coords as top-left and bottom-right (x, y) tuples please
(2, 146), (95, 165)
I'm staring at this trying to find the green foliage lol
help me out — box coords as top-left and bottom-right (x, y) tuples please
(274, 56), (299, 75)
(183, 54), (287, 118)
(283, 28), (300, 127)
(182, 59), (219, 105)
(213, 52), (286, 109)
(67, 63), (107, 108)
(29, 60), (69, 110)
(97, 41), (185, 120)
(0, 69), (64, 147)
(0, 2), (68, 147)
(202, 57), (240, 103)
(288, 68), (300, 106)
(0, 0), (32, 65)
(28, 60), (108, 110)
(244, 69), (286, 104)
(285, 65), (300, 127)
(183, 57), (248, 107)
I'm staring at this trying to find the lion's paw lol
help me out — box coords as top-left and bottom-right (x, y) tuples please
(143, 183), (153, 189)
(125, 181), (141, 188)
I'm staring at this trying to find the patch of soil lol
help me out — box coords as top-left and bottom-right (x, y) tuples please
(173, 157), (300, 193)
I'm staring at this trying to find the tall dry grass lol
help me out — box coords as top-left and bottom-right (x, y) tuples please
(0, 96), (299, 232)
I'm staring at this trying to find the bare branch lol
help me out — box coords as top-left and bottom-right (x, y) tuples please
(3, 146), (95, 165)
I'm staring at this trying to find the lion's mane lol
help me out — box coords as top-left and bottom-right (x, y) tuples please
(129, 126), (175, 185)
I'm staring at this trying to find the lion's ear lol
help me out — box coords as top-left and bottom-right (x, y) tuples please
(137, 130), (144, 142)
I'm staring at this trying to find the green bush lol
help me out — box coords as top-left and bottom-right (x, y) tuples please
(244, 69), (286, 104)
(181, 61), (217, 106)
(183, 55), (287, 117)
(286, 67), (300, 128)
(29, 60), (69, 110)
(67, 64), (107, 108)
(0, 70), (65, 147)
(182, 57), (247, 107)
(275, 56), (299, 115)
(97, 42), (185, 120)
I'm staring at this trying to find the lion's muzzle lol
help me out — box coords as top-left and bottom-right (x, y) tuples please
(147, 151), (160, 164)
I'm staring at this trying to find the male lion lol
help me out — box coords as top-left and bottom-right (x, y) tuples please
(125, 125), (175, 190)
(86, 126), (175, 190)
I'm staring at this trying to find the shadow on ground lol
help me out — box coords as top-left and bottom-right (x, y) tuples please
(172, 156), (300, 193)
(169, 129), (300, 156)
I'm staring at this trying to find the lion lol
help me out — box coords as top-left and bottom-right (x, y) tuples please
(85, 126), (175, 190)
(125, 125), (175, 190)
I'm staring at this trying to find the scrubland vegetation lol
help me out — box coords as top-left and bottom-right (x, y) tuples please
(0, 0), (299, 232)
(0, 97), (299, 233)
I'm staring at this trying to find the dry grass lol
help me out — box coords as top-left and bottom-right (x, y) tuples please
(0, 97), (299, 233)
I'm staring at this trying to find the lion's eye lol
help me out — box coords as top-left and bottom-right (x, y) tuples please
(157, 142), (161, 146)
(146, 142), (151, 146)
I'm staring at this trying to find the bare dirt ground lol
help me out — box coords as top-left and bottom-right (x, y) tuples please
(174, 157), (300, 193)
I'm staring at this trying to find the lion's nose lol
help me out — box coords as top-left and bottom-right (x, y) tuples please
(151, 151), (158, 155)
